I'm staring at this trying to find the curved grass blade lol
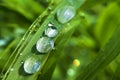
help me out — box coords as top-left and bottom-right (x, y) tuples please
(1, 0), (86, 80)
(75, 25), (120, 80)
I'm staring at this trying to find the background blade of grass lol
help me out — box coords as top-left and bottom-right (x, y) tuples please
(94, 2), (120, 47)
(81, 0), (119, 9)
(75, 25), (120, 80)
(111, 63), (120, 80)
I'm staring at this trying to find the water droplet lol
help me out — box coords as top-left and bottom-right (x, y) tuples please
(67, 23), (70, 26)
(36, 37), (54, 53)
(10, 68), (14, 71)
(23, 56), (41, 74)
(57, 5), (76, 24)
(48, 6), (53, 10)
(45, 28), (58, 38)
(0, 39), (6, 46)
(20, 53), (23, 56)
(22, 38), (25, 41)
(21, 61), (24, 64)
(48, 23), (53, 27)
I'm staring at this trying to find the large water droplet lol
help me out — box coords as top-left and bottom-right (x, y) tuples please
(23, 56), (41, 74)
(57, 5), (76, 24)
(45, 28), (58, 38)
(36, 37), (54, 53)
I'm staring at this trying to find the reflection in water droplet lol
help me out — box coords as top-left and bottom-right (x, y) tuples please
(45, 28), (58, 38)
(23, 56), (41, 74)
(48, 6), (53, 10)
(57, 5), (76, 24)
(48, 23), (53, 27)
(36, 37), (54, 53)
(0, 39), (6, 46)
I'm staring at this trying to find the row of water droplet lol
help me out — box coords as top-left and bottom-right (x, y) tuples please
(23, 5), (76, 74)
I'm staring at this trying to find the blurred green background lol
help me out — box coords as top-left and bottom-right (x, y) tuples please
(0, 0), (120, 80)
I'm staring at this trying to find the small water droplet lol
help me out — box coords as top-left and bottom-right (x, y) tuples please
(10, 68), (14, 71)
(36, 37), (54, 53)
(45, 28), (58, 38)
(22, 38), (25, 41)
(33, 25), (36, 28)
(48, 6), (53, 10)
(48, 23), (53, 27)
(57, 5), (76, 24)
(0, 39), (6, 46)
(21, 61), (24, 64)
(23, 56), (41, 74)
(20, 53), (23, 56)
(34, 24), (40, 32)
(67, 23), (70, 26)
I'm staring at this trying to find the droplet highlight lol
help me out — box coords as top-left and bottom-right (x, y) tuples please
(23, 56), (41, 74)
(20, 53), (23, 56)
(57, 5), (76, 24)
(36, 37), (54, 53)
(10, 68), (14, 71)
(45, 28), (58, 38)
(48, 23), (53, 27)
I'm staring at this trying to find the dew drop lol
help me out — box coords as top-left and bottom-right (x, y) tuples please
(20, 53), (23, 56)
(57, 5), (76, 24)
(21, 61), (24, 64)
(10, 68), (14, 71)
(22, 38), (25, 41)
(0, 39), (6, 46)
(36, 37), (54, 53)
(23, 56), (41, 74)
(48, 23), (53, 27)
(45, 28), (58, 38)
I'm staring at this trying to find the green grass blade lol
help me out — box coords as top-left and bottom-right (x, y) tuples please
(75, 26), (120, 80)
(111, 62), (120, 80)
(1, 0), (86, 80)
(94, 2), (120, 47)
